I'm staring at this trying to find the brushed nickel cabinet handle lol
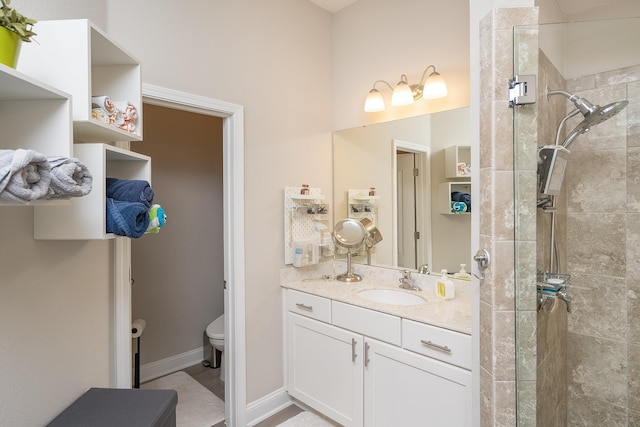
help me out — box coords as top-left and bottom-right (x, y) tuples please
(365, 342), (371, 367)
(351, 338), (358, 362)
(295, 303), (313, 311)
(420, 339), (452, 353)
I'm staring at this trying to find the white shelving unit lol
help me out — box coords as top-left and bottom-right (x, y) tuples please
(444, 145), (471, 178)
(18, 19), (142, 142)
(0, 19), (153, 239)
(0, 63), (73, 206)
(34, 144), (151, 240)
(284, 187), (330, 266)
(347, 189), (379, 223)
(439, 182), (471, 214)
(0, 63), (72, 158)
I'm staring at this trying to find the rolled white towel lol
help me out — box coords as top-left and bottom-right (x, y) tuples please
(92, 107), (110, 123)
(0, 149), (51, 203)
(113, 101), (138, 122)
(91, 95), (115, 114)
(45, 157), (93, 199)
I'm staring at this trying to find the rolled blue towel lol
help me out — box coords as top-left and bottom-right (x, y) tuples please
(106, 177), (154, 208)
(451, 191), (471, 212)
(451, 201), (468, 213)
(106, 198), (150, 238)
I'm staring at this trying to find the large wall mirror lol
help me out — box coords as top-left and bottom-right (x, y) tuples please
(333, 107), (471, 273)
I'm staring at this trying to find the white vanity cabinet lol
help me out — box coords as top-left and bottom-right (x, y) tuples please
(283, 288), (472, 427)
(287, 312), (364, 427)
(364, 338), (471, 426)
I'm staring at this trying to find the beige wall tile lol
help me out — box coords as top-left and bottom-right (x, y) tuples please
(568, 332), (628, 407)
(567, 273), (627, 340)
(566, 212), (626, 277)
(493, 310), (516, 381)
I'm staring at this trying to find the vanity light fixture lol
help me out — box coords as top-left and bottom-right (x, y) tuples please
(364, 65), (448, 112)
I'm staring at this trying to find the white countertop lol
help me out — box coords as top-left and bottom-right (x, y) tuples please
(281, 275), (472, 335)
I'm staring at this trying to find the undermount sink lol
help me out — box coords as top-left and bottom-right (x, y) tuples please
(358, 289), (426, 306)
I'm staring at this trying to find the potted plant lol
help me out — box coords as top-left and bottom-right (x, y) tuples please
(0, 0), (36, 68)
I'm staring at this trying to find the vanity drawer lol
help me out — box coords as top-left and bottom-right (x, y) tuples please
(332, 301), (401, 346)
(286, 289), (331, 323)
(402, 319), (471, 370)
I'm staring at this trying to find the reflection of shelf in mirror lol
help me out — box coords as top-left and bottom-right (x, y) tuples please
(292, 204), (328, 216)
(292, 194), (325, 200)
(351, 195), (380, 201)
(444, 145), (471, 178)
(350, 204), (377, 214)
(439, 182), (471, 215)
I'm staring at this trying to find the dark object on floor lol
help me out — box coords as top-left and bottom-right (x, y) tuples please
(46, 388), (177, 427)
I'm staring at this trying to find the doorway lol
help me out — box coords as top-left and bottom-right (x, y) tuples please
(393, 139), (431, 271)
(112, 84), (247, 426)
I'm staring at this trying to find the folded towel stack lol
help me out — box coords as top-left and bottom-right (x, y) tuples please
(0, 149), (92, 203)
(106, 178), (166, 238)
(91, 96), (138, 133)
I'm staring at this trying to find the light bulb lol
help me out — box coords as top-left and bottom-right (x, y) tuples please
(364, 88), (385, 112)
(391, 78), (414, 106)
(423, 72), (448, 99)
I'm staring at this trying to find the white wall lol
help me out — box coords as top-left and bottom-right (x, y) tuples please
(0, 212), (112, 426)
(104, 0), (334, 403)
(0, 4), (114, 427)
(332, 0), (470, 131)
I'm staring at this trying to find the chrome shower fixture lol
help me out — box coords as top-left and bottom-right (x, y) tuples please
(546, 88), (629, 148)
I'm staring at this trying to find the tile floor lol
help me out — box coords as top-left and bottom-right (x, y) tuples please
(181, 363), (304, 427)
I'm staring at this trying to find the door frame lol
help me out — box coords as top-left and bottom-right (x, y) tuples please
(113, 83), (247, 426)
(391, 139), (431, 270)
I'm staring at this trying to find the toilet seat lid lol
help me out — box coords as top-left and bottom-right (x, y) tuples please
(206, 315), (224, 339)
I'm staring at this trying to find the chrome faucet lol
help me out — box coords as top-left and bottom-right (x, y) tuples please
(399, 269), (421, 291)
(556, 288), (572, 313)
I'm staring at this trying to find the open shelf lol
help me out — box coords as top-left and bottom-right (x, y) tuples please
(439, 182), (471, 214)
(34, 144), (151, 240)
(444, 145), (471, 178)
(18, 19), (142, 142)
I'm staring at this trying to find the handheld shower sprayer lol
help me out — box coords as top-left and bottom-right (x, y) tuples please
(546, 87), (629, 148)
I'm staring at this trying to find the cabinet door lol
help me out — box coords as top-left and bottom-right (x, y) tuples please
(287, 312), (364, 427)
(364, 338), (471, 427)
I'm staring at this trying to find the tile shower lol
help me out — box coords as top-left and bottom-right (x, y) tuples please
(512, 16), (640, 427)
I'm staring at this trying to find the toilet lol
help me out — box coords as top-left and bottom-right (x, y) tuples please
(206, 315), (225, 381)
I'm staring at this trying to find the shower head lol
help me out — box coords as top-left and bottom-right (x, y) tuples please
(546, 88), (629, 148)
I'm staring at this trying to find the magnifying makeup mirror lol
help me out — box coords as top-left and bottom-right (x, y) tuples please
(334, 218), (366, 282)
(360, 218), (383, 265)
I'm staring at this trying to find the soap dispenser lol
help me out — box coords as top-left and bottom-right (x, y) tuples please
(436, 269), (456, 300)
(453, 264), (471, 281)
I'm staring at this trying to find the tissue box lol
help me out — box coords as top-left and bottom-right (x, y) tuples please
(46, 388), (178, 427)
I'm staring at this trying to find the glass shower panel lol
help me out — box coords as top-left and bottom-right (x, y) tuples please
(514, 18), (640, 426)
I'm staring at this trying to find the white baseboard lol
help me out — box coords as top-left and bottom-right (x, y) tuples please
(247, 387), (293, 426)
(139, 347), (204, 383)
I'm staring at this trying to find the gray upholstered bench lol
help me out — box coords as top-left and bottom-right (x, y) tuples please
(46, 388), (178, 427)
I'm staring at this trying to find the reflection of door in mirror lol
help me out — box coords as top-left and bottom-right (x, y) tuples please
(397, 152), (417, 269)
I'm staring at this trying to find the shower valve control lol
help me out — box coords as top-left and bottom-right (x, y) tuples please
(473, 249), (491, 280)
(509, 74), (537, 107)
